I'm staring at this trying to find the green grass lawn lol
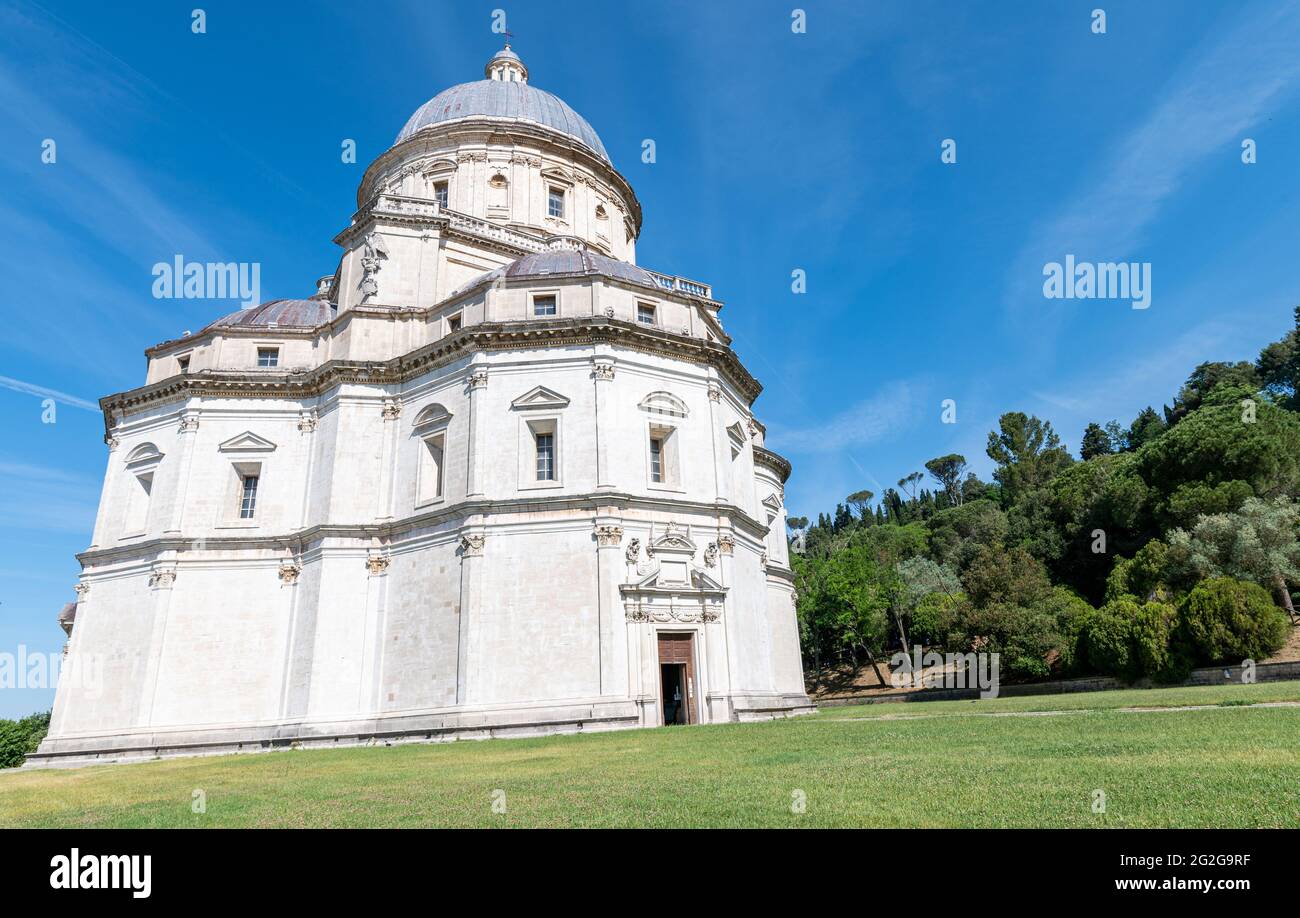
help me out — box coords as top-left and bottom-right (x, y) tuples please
(2, 681), (1298, 828)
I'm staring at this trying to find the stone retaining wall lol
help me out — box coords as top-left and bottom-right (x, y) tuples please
(814, 660), (1300, 707)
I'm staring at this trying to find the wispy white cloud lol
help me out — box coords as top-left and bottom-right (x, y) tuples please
(769, 380), (920, 453)
(1006, 3), (1300, 311)
(0, 456), (98, 535)
(1030, 318), (1255, 425)
(0, 375), (98, 412)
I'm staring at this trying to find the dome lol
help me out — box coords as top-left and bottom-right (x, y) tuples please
(204, 298), (336, 332)
(396, 47), (610, 164)
(449, 240), (660, 300)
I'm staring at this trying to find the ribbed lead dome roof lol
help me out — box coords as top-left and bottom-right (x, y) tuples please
(448, 241), (660, 300)
(204, 298), (336, 331)
(396, 48), (610, 164)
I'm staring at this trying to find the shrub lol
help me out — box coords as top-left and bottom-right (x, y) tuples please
(1178, 577), (1290, 664)
(1103, 557), (1134, 604)
(936, 587), (1095, 680)
(1040, 588), (1096, 675)
(1130, 600), (1192, 683)
(943, 599), (1067, 680)
(0, 710), (51, 769)
(1084, 597), (1141, 679)
(1105, 542), (1176, 603)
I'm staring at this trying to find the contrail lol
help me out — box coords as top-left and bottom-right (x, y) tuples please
(0, 375), (99, 412)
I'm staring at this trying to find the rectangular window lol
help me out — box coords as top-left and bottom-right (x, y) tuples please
(448, 314), (462, 333)
(239, 475), (259, 519)
(419, 435), (445, 504)
(257, 348), (279, 368)
(548, 186), (565, 219)
(649, 436), (663, 483)
(535, 432), (555, 481)
(533, 294), (557, 317)
(177, 355), (190, 374)
(648, 424), (679, 488)
(433, 181), (448, 208)
(637, 303), (656, 326)
(124, 472), (154, 535)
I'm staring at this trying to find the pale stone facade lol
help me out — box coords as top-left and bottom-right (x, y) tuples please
(33, 46), (811, 765)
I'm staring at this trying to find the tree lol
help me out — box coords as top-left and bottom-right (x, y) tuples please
(851, 521), (928, 567)
(941, 588), (1088, 680)
(1103, 420), (1128, 452)
(1043, 452), (1152, 601)
(1079, 423), (1113, 460)
(895, 557), (961, 654)
(927, 499), (1009, 572)
(845, 490), (874, 521)
(1256, 306), (1298, 410)
(1126, 406), (1166, 450)
(924, 454), (968, 506)
(821, 543), (899, 685)
(1166, 497), (1300, 621)
(1166, 362), (1260, 425)
(1135, 388), (1300, 529)
(961, 472), (994, 504)
(832, 502), (853, 532)
(897, 472), (924, 502)
(985, 412), (1073, 505)
(786, 516), (809, 531)
(881, 488), (905, 523)
(960, 543), (1053, 608)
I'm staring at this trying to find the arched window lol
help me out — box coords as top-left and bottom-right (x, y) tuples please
(122, 443), (163, 536)
(412, 403), (453, 505)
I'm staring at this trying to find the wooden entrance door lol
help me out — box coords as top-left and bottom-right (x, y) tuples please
(656, 633), (697, 725)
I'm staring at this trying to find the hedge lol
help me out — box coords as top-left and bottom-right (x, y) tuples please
(0, 710), (51, 768)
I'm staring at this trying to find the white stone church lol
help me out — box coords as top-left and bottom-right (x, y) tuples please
(34, 44), (811, 765)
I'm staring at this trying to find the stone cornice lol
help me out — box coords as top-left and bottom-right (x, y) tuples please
(75, 490), (774, 567)
(145, 225), (721, 362)
(441, 263), (722, 311)
(333, 196), (551, 260)
(765, 565), (796, 585)
(752, 446), (793, 483)
(111, 317), (762, 432)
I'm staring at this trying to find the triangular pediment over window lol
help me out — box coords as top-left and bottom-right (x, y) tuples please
(540, 166), (574, 187)
(761, 492), (783, 513)
(511, 385), (570, 411)
(218, 431), (278, 453)
(727, 422), (747, 457)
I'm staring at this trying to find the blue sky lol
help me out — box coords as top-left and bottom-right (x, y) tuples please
(2, 0), (1299, 717)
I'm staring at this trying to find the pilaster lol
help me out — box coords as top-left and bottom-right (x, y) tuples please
(165, 407), (201, 535)
(592, 353), (616, 490)
(136, 559), (179, 728)
(593, 515), (627, 695)
(466, 362), (489, 497)
(455, 527), (486, 704)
